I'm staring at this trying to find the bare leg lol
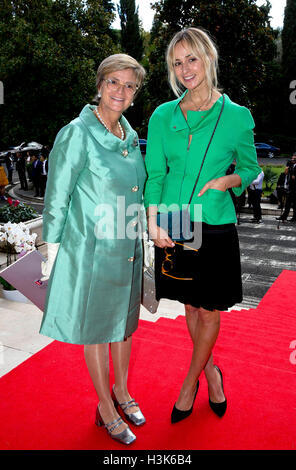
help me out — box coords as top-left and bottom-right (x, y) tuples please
(110, 336), (139, 414)
(84, 343), (127, 434)
(185, 305), (226, 404)
(176, 306), (224, 410)
(185, 304), (214, 369)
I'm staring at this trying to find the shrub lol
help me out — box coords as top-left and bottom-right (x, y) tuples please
(263, 166), (279, 191)
(0, 199), (39, 223)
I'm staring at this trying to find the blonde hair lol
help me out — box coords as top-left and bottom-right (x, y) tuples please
(95, 54), (146, 101)
(166, 27), (219, 97)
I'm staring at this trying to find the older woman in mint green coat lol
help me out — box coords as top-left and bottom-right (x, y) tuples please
(40, 104), (146, 345)
(39, 54), (146, 445)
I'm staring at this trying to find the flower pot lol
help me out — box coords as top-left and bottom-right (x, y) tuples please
(2, 288), (30, 303)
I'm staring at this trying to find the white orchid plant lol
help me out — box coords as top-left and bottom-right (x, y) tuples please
(0, 222), (37, 290)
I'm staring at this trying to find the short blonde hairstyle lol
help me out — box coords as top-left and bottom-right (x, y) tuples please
(166, 27), (219, 97)
(95, 53), (146, 100)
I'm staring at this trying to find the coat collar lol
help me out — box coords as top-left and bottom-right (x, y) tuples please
(170, 90), (189, 132)
(170, 92), (228, 133)
(78, 104), (139, 152)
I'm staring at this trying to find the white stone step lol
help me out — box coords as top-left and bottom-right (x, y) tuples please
(0, 300), (53, 378)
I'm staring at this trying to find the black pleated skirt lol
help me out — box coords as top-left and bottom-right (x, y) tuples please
(154, 222), (242, 311)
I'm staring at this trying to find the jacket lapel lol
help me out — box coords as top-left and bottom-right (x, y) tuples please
(78, 104), (137, 153)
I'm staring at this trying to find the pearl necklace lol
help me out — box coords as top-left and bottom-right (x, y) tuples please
(94, 106), (124, 140)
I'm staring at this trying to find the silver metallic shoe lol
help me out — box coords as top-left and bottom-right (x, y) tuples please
(112, 385), (146, 426)
(95, 405), (136, 445)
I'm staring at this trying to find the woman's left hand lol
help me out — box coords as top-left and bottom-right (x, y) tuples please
(198, 176), (228, 197)
(198, 174), (242, 197)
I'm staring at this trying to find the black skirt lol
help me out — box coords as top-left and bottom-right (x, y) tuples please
(154, 222), (242, 311)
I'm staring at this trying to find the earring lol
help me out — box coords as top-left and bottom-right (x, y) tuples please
(131, 102), (134, 107)
(97, 92), (101, 98)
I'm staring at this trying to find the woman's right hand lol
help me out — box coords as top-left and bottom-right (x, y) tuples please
(148, 219), (175, 248)
(40, 242), (60, 281)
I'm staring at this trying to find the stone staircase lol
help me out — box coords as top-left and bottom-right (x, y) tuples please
(1, 184), (295, 377)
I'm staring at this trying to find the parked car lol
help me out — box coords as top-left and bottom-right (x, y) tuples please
(255, 142), (280, 159)
(20, 141), (43, 152)
(0, 141), (43, 164)
(139, 138), (147, 154)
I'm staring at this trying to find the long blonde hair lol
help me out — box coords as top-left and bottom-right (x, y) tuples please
(166, 27), (219, 97)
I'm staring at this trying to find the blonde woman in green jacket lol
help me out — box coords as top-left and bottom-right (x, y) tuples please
(144, 28), (261, 424)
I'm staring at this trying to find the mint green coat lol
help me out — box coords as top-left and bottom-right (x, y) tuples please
(144, 93), (261, 224)
(39, 104), (147, 344)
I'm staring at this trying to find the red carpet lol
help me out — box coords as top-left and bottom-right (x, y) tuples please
(0, 270), (296, 450)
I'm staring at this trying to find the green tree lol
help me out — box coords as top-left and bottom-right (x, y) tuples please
(0, 0), (117, 149)
(115, 0), (147, 136)
(281, 0), (296, 137)
(117, 0), (144, 62)
(146, 0), (277, 120)
(282, 0), (296, 78)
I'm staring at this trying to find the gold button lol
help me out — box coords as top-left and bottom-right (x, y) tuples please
(122, 149), (128, 157)
(128, 257), (135, 262)
(131, 185), (139, 192)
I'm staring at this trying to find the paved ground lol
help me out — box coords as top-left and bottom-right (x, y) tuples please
(0, 171), (295, 377)
(234, 212), (296, 308)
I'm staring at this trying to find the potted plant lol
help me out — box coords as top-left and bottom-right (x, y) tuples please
(0, 197), (39, 223)
(0, 221), (37, 301)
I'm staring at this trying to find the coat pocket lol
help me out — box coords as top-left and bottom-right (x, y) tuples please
(201, 188), (236, 224)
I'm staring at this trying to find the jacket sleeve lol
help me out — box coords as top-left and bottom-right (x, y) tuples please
(232, 107), (262, 197)
(42, 122), (87, 243)
(143, 110), (167, 208)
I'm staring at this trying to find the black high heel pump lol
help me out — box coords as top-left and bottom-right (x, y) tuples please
(171, 381), (199, 424)
(209, 365), (227, 417)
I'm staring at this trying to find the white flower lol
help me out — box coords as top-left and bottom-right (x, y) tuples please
(1, 222), (37, 256)
(3, 222), (16, 232)
(17, 222), (27, 231)
(23, 242), (35, 252)
(7, 234), (15, 245)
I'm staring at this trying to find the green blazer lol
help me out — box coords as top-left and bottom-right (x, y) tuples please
(40, 104), (147, 344)
(144, 93), (261, 225)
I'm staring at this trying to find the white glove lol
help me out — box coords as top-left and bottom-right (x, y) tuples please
(40, 242), (60, 281)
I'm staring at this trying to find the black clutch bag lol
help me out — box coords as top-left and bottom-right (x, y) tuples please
(157, 209), (193, 242)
